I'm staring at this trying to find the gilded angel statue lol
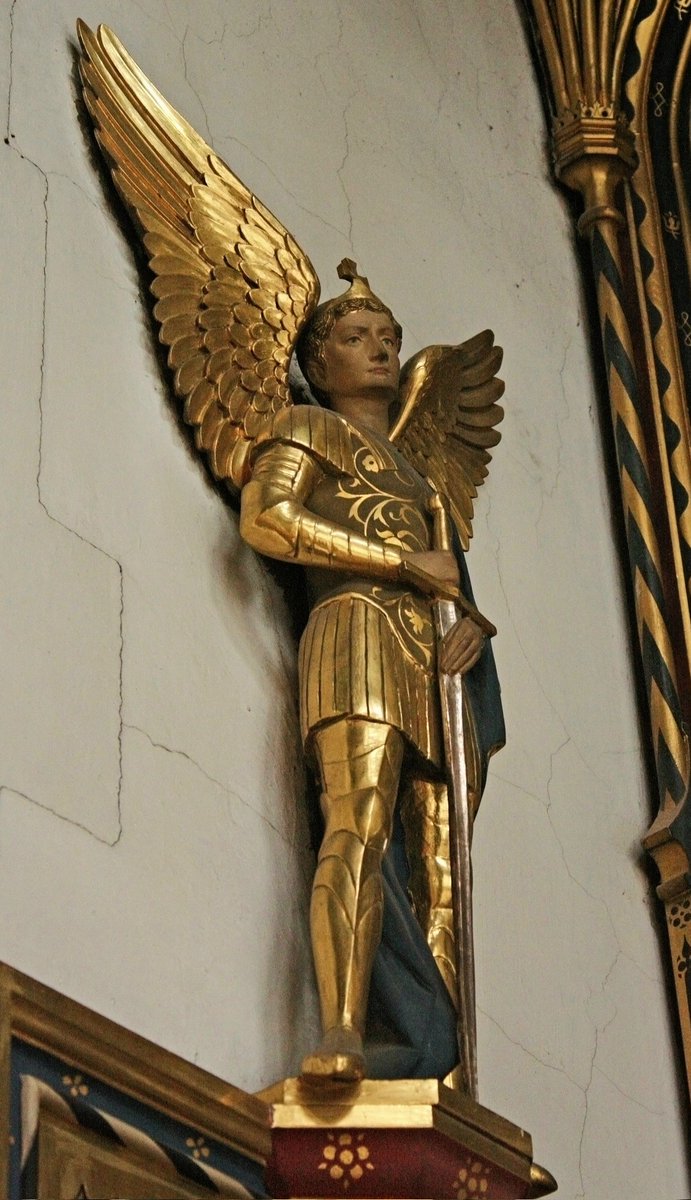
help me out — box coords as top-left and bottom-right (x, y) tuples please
(77, 22), (506, 1089)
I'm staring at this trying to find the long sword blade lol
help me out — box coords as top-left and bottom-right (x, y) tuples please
(433, 595), (478, 1099)
(426, 483), (479, 1099)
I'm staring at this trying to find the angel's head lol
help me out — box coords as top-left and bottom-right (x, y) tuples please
(297, 261), (402, 411)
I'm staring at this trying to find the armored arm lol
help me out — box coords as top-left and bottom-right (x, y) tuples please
(240, 441), (405, 580)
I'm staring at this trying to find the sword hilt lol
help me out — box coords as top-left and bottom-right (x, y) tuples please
(428, 488), (454, 553)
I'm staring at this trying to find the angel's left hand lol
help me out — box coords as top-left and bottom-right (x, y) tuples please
(439, 617), (486, 675)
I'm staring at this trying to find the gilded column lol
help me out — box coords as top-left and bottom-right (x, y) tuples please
(521, 0), (691, 1094)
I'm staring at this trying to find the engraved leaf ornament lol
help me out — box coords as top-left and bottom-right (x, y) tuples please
(77, 21), (320, 491)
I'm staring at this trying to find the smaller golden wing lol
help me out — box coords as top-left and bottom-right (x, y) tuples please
(77, 22), (320, 491)
(389, 331), (504, 549)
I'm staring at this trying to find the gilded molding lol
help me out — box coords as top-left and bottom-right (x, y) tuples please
(0, 963), (271, 1167)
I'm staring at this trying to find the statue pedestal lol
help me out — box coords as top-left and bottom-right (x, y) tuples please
(263, 1078), (556, 1199)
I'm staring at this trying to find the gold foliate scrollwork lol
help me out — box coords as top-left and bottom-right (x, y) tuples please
(336, 445), (423, 554)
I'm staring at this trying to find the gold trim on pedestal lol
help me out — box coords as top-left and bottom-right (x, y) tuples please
(266, 1076), (557, 1198)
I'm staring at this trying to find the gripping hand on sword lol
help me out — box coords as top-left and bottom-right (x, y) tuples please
(399, 551), (491, 676)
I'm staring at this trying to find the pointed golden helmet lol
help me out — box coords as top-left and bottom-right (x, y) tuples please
(296, 259), (402, 391)
(333, 258), (384, 304)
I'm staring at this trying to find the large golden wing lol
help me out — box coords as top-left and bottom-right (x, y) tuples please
(389, 331), (504, 549)
(77, 21), (320, 491)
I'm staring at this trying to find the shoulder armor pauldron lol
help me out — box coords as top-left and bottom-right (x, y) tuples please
(255, 405), (357, 476)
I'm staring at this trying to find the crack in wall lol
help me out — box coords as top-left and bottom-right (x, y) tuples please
(192, 22), (229, 49)
(4, 0), (16, 139)
(222, 128), (345, 240)
(5, 13), (125, 845)
(490, 745), (669, 1164)
(161, 0), (177, 37)
(544, 738), (621, 949)
(482, 931), (625, 1200)
(123, 723), (291, 844)
(314, 7), (344, 100)
(313, 9), (356, 248)
(7, 4), (306, 860)
(575, 1017), (597, 1199)
(489, 735), (634, 1177)
(409, 2), (449, 120)
(495, 554), (614, 793)
(180, 23), (212, 144)
(232, 0), (273, 41)
(488, 769), (543, 806)
(593, 1062), (667, 1115)
(536, 334), (571, 530)
(620, 948), (660, 986)
(479, 1005), (583, 1091)
(127, 0), (178, 40)
(51, 167), (113, 219)
(31, 162), (124, 844)
(335, 89), (356, 250)
(575, 976), (621, 1199)
(0, 785), (121, 847)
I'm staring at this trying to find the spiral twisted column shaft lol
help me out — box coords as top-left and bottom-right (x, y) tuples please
(522, 0), (691, 1098)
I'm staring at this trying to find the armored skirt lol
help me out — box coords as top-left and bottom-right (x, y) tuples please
(299, 593), (443, 769)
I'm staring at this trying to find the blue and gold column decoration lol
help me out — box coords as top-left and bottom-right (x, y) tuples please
(623, 0), (691, 1080)
(521, 0), (691, 1096)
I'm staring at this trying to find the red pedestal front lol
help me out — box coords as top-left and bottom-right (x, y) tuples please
(268, 1125), (528, 1197)
(263, 1079), (556, 1200)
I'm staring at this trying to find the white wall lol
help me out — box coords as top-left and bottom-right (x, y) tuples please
(1, 2), (687, 1196)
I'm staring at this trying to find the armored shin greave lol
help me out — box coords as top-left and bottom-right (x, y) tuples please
(401, 778), (457, 1003)
(401, 724), (481, 1011)
(311, 717), (404, 1040)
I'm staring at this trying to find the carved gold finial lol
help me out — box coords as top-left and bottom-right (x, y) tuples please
(523, 0), (638, 230)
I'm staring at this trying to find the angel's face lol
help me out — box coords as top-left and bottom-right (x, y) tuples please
(310, 309), (400, 409)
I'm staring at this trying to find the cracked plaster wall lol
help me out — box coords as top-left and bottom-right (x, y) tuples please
(0, 1), (688, 1196)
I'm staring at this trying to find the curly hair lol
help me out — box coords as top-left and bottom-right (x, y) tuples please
(296, 296), (402, 406)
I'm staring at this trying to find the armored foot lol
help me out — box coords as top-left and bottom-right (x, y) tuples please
(299, 1025), (365, 1084)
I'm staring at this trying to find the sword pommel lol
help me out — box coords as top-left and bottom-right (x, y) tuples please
(427, 484), (453, 553)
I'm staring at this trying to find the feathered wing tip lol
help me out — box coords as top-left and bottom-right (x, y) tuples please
(77, 21), (320, 492)
(391, 330), (504, 549)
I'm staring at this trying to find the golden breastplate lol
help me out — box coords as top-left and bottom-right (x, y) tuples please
(306, 420), (435, 670)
